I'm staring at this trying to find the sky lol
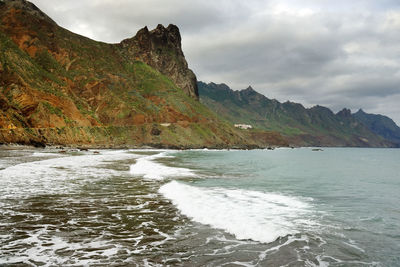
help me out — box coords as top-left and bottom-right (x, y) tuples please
(30, 0), (400, 125)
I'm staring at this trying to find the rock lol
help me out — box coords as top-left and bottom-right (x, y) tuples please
(120, 24), (198, 98)
(30, 139), (46, 148)
(2, 0), (55, 23)
(151, 127), (161, 136)
(0, 94), (9, 111)
(337, 108), (352, 117)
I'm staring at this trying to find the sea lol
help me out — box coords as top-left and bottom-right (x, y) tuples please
(0, 147), (399, 266)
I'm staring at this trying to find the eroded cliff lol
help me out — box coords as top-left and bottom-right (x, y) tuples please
(0, 0), (286, 148)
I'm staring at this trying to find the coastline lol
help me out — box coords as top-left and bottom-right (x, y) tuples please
(1, 125), (396, 150)
(0, 124), (289, 150)
(2, 126), (396, 149)
(0, 142), (279, 151)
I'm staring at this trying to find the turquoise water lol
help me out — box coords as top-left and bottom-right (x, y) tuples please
(0, 147), (399, 266)
(169, 148), (400, 266)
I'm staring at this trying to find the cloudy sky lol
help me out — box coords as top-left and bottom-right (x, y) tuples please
(30, 0), (400, 124)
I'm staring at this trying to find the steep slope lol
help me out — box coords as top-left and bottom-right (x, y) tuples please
(199, 82), (394, 147)
(0, 0), (287, 148)
(353, 109), (400, 146)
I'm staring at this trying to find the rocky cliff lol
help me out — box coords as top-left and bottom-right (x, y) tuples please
(119, 24), (198, 99)
(0, 0), (287, 148)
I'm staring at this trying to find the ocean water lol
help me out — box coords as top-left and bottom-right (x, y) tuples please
(0, 147), (399, 266)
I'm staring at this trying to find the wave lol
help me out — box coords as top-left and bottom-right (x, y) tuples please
(0, 150), (139, 199)
(159, 181), (316, 243)
(129, 152), (195, 180)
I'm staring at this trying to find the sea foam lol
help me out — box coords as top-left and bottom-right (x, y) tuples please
(159, 181), (315, 243)
(0, 150), (139, 199)
(129, 152), (195, 180)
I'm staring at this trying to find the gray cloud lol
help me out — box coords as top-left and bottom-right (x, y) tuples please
(30, 0), (400, 125)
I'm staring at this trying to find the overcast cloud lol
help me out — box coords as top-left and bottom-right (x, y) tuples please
(30, 0), (400, 124)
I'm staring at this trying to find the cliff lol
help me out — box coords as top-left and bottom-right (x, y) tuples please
(119, 24), (198, 99)
(0, 0), (287, 148)
(199, 82), (395, 147)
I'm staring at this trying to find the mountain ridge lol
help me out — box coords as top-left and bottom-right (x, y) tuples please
(198, 81), (396, 147)
(354, 109), (400, 146)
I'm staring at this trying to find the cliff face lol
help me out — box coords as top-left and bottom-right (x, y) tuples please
(0, 0), (259, 147)
(199, 81), (395, 147)
(119, 24), (198, 98)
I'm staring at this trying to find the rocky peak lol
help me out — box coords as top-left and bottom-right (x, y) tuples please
(243, 86), (254, 92)
(132, 24), (182, 53)
(207, 82), (231, 92)
(355, 108), (365, 114)
(153, 24), (182, 50)
(240, 86), (257, 97)
(337, 108), (352, 118)
(1, 0), (55, 23)
(120, 24), (198, 99)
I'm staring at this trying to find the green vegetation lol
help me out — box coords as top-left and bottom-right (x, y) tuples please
(198, 82), (393, 147)
(354, 109), (400, 146)
(42, 101), (63, 116)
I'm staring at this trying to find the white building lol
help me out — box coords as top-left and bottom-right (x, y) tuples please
(234, 124), (253, 129)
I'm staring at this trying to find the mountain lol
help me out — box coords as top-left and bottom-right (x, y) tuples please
(354, 109), (400, 147)
(199, 82), (395, 147)
(0, 0), (288, 148)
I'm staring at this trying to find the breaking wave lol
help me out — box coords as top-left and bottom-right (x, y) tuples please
(129, 152), (195, 180)
(159, 180), (317, 243)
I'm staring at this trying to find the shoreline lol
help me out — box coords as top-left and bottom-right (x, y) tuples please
(0, 142), (284, 151)
(2, 142), (397, 151)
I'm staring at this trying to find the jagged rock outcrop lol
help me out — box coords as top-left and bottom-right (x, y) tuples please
(119, 24), (198, 98)
(336, 108), (352, 118)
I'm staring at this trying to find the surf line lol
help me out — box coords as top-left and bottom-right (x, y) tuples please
(129, 151), (195, 180)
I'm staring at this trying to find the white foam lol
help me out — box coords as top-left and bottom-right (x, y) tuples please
(31, 152), (61, 157)
(0, 150), (140, 199)
(0, 229), (123, 267)
(129, 152), (195, 180)
(159, 181), (316, 243)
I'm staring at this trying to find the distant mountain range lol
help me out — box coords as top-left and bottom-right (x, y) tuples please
(199, 82), (400, 147)
(354, 109), (400, 146)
